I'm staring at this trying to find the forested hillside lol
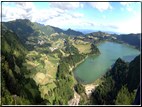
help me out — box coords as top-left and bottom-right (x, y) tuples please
(83, 31), (141, 50)
(92, 55), (140, 105)
(1, 30), (45, 105)
(116, 34), (141, 50)
(1, 19), (140, 105)
(2, 19), (84, 38)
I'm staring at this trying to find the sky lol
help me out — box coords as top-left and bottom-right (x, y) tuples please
(1, 1), (141, 34)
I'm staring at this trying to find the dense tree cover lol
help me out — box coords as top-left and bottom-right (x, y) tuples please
(92, 55), (140, 105)
(117, 34), (140, 50)
(2, 19), (34, 35)
(1, 30), (45, 105)
(76, 83), (85, 95)
(65, 45), (79, 54)
(1, 29), (28, 68)
(60, 54), (86, 67)
(1, 56), (44, 105)
(52, 49), (63, 58)
(90, 43), (101, 55)
(127, 54), (140, 92)
(64, 38), (71, 46)
(55, 52), (87, 104)
(114, 85), (137, 105)
(53, 79), (74, 105)
(57, 54), (86, 80)
(56, 62), (69, 80)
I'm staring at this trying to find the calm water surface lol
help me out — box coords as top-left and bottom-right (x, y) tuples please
(73, 42), (140, 85)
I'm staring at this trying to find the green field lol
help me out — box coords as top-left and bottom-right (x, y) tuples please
(73, 43), (91, 54)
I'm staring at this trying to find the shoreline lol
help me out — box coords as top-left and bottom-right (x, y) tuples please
(94, 40), (140, 51)
(69, 53), (101, 85)
(71, 40), (140, 87)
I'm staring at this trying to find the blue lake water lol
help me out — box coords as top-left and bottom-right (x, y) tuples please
(73, 42), (140, 85)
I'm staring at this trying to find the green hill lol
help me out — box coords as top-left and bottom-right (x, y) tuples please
(65, 28), (84, 36)
(92, 55), (140, 105)
(1, 19), (140, 105)
(1, 29), (28, 67)
(116, 34), (141, 50)
(2, 19), (84, 37)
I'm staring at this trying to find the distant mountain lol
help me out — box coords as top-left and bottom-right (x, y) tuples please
(64, 28), (84, 36)
(2, 19), (34, 35)
(117, 33), (141, 50)
(35, 22), (45, 26)
(75, 29), (120, 35)
(85, 31), (107, 37)
(2, 19), (84, 37)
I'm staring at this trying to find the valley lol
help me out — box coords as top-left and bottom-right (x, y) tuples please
(1, 19), (141, 105)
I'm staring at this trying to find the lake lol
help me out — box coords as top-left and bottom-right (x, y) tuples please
(73, 42), (140, 85)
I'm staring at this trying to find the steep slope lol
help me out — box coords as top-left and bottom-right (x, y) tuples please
(117, 34), (141, 50)
(2, 19), (34, 35)
(1, 29), (28, 67)
(2, 19), (84, 37)
(64, 28), (84, 36)
(92, 55), (140, 105)
(1, 29), (44, 105)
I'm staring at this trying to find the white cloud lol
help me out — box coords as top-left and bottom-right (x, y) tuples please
(133, 11), (137, 14)
(118, 13), (141, 33)
(80, 3), (84, 8)
(14, 2), (35, 13)
(120, 2), (128, 6)
(109, 5), (113, 9)
(2, 2), (86, 28)
(71, 12), (84, 18)
(120, 2), (134, 12)
(103, 15), (106, 19)
(126, 7), (133, 11)
(86, 2), (112, 12)
(3, 2), (11, 5)
(2, 5), (27, 21)
(49, 2), (80, 10)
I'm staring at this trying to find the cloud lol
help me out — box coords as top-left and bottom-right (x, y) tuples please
(71, 12), (84, 18)
(80, 3), (84, 8)
(86, 2), (112, 12)
(126, 7), (133, 11)
(118, 13), (141, 33)
(109, 5), (113, 9)
(133, 11), (137, 14)
(49, 2), (80, 10)
(120, 2), (128, 6)
(120, 2), (134, 12)
(2, 2), (86, 29)
(120, 7), (124, 11)
(14, 2), (35, 13)
(3, 2), (11, 5)
(103, 15), (106, 19)
(2, 5), (27, 21)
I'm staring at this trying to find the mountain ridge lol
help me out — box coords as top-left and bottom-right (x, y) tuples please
(2, 19), (84, 37)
